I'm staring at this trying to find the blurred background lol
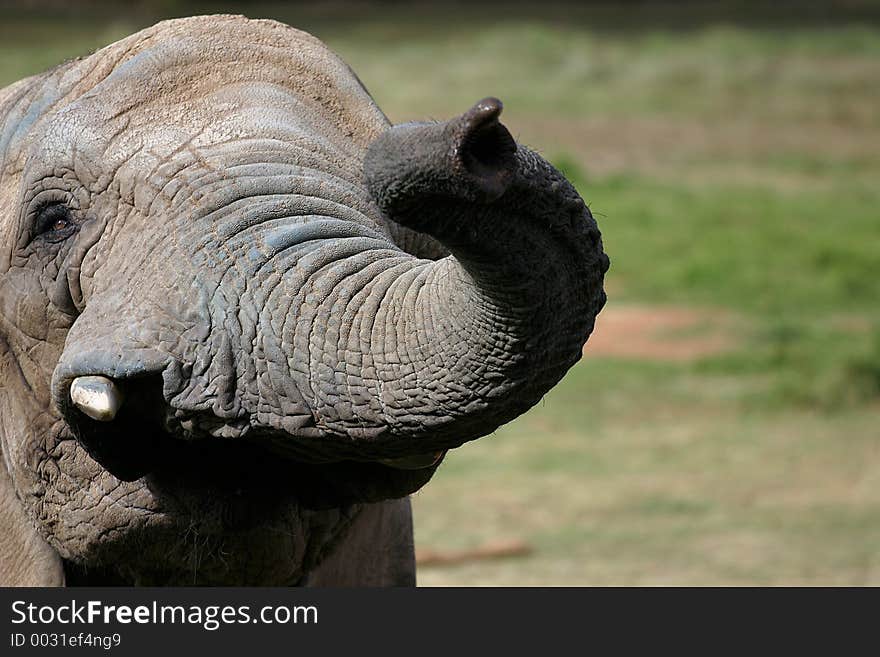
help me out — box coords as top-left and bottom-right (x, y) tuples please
(2, 0), (878, 585)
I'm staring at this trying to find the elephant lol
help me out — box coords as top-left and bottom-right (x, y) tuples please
(0, 15), (608, 586)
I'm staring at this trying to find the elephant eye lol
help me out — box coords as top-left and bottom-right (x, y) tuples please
(33, 203), (76, 242)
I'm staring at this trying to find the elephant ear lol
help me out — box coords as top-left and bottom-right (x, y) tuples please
(0, 462), (64, 586)
(0, 67), (71, 588)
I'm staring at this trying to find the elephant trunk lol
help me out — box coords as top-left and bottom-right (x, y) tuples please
(264, 98), (608, 457)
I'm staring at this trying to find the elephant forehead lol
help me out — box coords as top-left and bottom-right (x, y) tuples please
(78, 16), (387, 143)
(37, 82), (355, 175)
(18, 15), (389, 170)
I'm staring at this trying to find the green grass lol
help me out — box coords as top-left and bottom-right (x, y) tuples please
(580, 175), (880, 315)
(416, 363), (880, 585)
(576, 173), (880, 409)
(2, 4), (879, 585)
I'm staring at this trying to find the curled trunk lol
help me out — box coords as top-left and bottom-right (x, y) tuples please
(256, 98), (608, 458)
(51, 97), (606, 469)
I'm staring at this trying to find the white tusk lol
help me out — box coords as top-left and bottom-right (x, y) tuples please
(379, 451), (446, 470)
(70, 376), (124, 422)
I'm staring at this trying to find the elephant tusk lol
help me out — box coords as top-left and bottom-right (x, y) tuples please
(379, 451), (446, 470)
(70, 376), (124, 422)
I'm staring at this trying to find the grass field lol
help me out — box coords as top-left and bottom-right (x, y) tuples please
(2, 3), (878, 585)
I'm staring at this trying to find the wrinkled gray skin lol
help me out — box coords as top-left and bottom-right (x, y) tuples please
(0, 15), (608, 586)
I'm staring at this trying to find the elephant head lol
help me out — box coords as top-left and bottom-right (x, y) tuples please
(0, 15), (608, 585)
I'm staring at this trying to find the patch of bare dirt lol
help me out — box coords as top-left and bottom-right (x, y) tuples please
(584, 304), (736, 362)
(416, 539), (533, 567)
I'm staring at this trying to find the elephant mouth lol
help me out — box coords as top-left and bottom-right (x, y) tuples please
(64, 374), (444, 512)
(142, 436), (441, 513)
